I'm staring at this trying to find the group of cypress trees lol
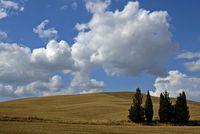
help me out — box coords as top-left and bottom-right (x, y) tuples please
(128, 88), (190, 124)
(128, 88), (153, 123)
(159, 91), (190, 123)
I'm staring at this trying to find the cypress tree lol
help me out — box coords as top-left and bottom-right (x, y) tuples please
(128, 88), (144, 123)
(159, 93), (164, 122)
(159, 91), (173, 122)
(174, 91), (190, 124)
(144, 91), (153, 122)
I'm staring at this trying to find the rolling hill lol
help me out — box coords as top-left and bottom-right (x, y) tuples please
(0, 92), (199, 134)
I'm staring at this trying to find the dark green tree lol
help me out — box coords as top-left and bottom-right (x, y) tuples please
(159, 93), (164, 121)
(144, 91), (153, 122)
(159, 91), (173, 122)
(128, 88), (145, 123)
(173, 91), (190, 124)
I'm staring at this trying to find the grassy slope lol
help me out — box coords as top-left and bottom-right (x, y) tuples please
(0, 92), (199, 134)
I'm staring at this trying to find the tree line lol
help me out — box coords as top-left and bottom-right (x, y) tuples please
(128, 88), (190, 124)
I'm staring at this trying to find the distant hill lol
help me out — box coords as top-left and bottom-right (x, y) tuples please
(0, 92), (200, 134)
(0, 92), (199, 122)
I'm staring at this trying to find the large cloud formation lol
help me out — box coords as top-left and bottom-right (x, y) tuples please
(0, 40), (74, 97)
(0, 1), (179, 98)
(69, 0), (177, 93)
(151, 70), (200, 101)
(72, 1), (177, 77)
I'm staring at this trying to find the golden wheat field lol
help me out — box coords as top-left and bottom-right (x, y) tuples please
(0, 92), (199, 134)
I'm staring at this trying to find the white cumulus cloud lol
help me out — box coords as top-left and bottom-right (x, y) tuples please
(0, 0), (24, 19)
(0, 1), (185, 99)
(151, 70), (200, 101)
(0, 75), (67, 97)
(70, 71), (104, 92)
(177, 52), (200, 72)
(0, 31), (7, 40)
(14, 75), (65, 97)
(0, 10), (7, 19)
(72, 1), (177, 77)
(31, 40), (75, 72)
(85, 0), (111, 13)
(0, 40), (75, 97)
(33, 19), (58, 39)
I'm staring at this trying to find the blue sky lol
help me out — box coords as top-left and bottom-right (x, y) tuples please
(0, 0), (200, 101)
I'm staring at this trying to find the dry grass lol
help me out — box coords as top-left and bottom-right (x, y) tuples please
(0, 121), (200, 134)
(0, 92), (199, 133)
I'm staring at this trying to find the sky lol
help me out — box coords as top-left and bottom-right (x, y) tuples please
(0, 0), (199, 101)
